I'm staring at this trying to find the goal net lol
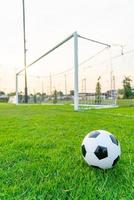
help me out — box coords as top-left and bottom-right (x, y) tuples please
(16, 32), (117, 110)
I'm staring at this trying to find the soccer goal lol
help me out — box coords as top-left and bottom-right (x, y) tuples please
(16, 32), (117, 110)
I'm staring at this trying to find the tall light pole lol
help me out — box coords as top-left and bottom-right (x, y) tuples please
(22, 0), (28, 103)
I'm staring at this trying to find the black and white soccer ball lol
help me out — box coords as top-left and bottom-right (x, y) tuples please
(81, 130), (121, 169)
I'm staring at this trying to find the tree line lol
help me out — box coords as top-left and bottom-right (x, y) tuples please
(0, 76), (133, 103)
(96, 76), (133, 103)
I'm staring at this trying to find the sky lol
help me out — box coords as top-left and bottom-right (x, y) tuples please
(0, 0), (134, 93)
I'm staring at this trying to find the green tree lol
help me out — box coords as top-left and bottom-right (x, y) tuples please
(70, 90), (74, 96)
(57, 91), (64, 97)
(0, 91), (5, 95)
(123, 76), (132, 99)
(53, 90), (57, 104)
(95, 76), (101, 104)
(8, 92), (16, 96)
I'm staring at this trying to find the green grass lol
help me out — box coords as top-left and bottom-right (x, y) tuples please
(0, 104), (134, 200)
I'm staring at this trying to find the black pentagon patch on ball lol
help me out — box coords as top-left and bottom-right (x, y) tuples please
(82, 145), (87, 157)
(94, 145), (108, 160)
(112, 156), (120, 166)
(109, 135), (118, 145)
(88, 131), (100, 138)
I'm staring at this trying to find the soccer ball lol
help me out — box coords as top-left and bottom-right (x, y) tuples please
(81, 130), (121, 169)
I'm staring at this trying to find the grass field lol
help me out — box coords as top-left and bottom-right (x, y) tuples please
(0, 104), (134, 200)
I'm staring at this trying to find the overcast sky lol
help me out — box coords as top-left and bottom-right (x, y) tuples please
(0, 0), (134, 92)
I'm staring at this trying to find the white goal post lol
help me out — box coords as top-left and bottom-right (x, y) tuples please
(16, 31), (112, 111)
